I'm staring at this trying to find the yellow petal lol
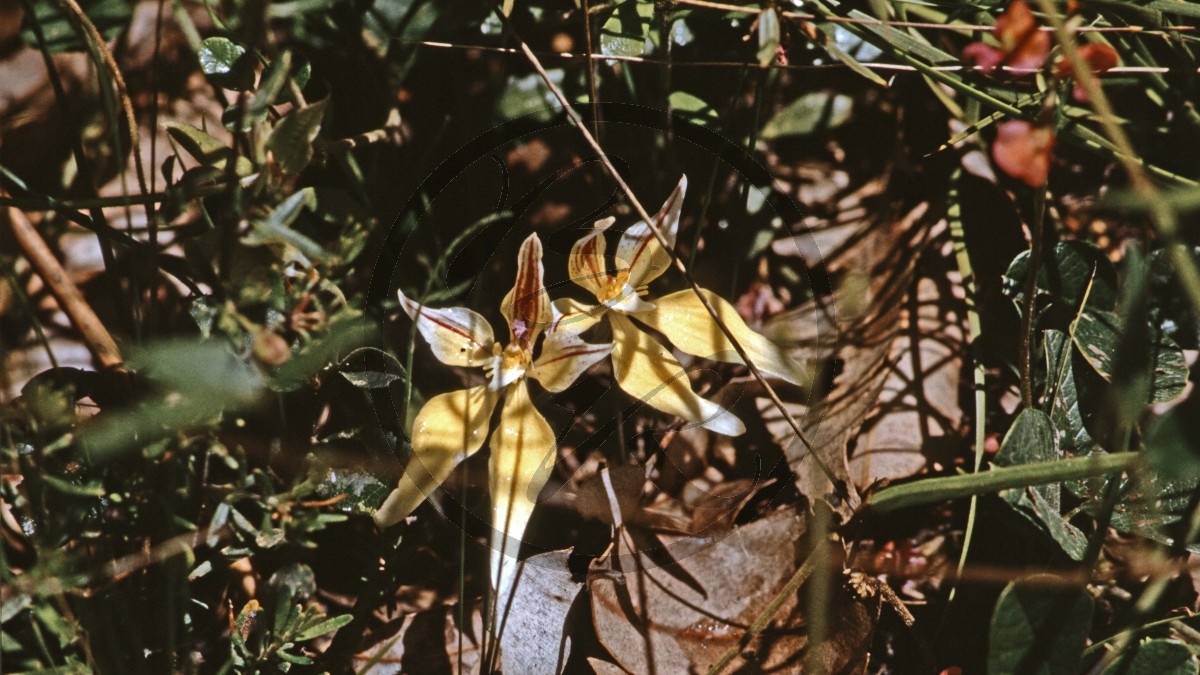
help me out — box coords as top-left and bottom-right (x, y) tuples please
(616, 175), (686, 288)
(568, 217), (615, 297)
(501, 233), (552, 347)
(374, 384), (500, 528)
(638, 289), (813, 387)
(398, 289), (495, 367)
(488, 380), (557, 599)
(609, 313), (745, 436)
(550, 297), (606, 337)
(530, 329), (613, 393)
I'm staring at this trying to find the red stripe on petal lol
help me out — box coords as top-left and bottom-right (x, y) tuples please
(539, 345), (610, 366)
(424, 312), (483, 345)
(511, 234), (549, 343)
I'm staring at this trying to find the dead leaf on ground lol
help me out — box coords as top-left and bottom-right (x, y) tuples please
(497, 549), (585, 674)
(848, 253), (967, 486)
(589, 508), (880, 673)
(353, 601), (485, 675)
(762, 180), (939, 515)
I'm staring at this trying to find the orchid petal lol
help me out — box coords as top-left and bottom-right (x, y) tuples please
(616, 175), (686, 288)
(488, 380), (556, 599)
(606, 285), (655, 314)
(489, 344), (527, 391)
(638, 289), (814, 387)
(531, 330), (613, 393)
(568, 217), (615, 297)
(373, 384), (501, 528)
(609, 313), (745, 436)
(501, 233), (552, 347)
(550, 297), (607, 337)
(398, 289), (495, 367)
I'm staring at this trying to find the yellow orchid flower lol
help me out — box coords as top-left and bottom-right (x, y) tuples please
(561, 175), (812, 435)
(374, 233), (612, 598)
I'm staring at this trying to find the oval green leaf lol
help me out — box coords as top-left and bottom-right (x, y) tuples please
(988, 575), (1093, 675)
(1103, 640), (1198, 675)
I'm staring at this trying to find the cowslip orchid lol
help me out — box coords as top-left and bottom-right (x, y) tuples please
(373, 233), (612, 598)
(560, 175), (813, 435)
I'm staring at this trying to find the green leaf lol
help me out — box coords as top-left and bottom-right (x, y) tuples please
(994, 409), (1087, 560)
(198, 37), (255, 91)
(1072, 311), (1187, 404)
(995, 408), (1059, 468)
(1003, 241), (1119, 315)
(496, 70), (564, 122)
(1071, 311), (1119, 383)
(250, 53), (296, 119)
(77, 341), (266, 461)
(266, 99), (329, 175)
(600, 1), (654, 58)
(277, 648), (314, 665)
(1044, 330), (1110, 503)
(337, 347), (406, 390)
(818, 38), (888, 87)
(198, 37), (245, 76)
(21, 0), (131, 53)
(293, 614), (353, 641)
(761, 92), (854, 139)
(1104, 639), (1198, 675)
(1148, 390), (1200, 482)
(270, 563), (317, 601)
(1148, 246), (1200, 350)
(310, 467), (391, 516)
(995, 408), (1059, 503)
(243, 188), (330, 262)
(1044, 331), (1099, 456)
(1024, 491), (1088, 560)
(41, 475), (105, 498)
(164, 122), (255, 177)
(132, 341), (265, 402)
(1144, 0), (1200, 19)
(669, 91), (718, 128)
(757, 8), (780, 67)
(271, 318), (379, 392)
(999, 486), (1088, 560)
(1103, 472), (1200, 550)
(988, 575), (1093, 675)
(849, 8), (957, 65)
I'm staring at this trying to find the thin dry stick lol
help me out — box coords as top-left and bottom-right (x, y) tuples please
(399, 39), (1195, 74)
(501, 17), (847, 497)
(6, 207), (123, 368)
(671, 0), (1196, 33)
(58, 0), (149, 199)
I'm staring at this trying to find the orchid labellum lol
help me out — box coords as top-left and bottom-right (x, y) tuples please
(373, 233), (612, 600)
(561, 175), (813, 435)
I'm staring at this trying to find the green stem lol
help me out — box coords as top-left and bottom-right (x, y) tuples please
(867, 452), (1138, 513)
(1019, 186), (1048, 408)
(946, 166), (986, 606)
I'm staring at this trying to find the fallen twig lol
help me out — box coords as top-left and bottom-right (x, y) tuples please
(6, 207), (123, 369)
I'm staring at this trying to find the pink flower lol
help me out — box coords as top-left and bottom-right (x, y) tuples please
(993, 120), (1055, 187)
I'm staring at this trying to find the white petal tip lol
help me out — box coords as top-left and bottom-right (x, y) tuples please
(702, 411), (746, 437)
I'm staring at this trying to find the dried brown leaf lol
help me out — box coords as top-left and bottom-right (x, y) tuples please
(498, 550), (583, 675)
(761, 200), (936, 511)
(588, 508), (878, 673)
